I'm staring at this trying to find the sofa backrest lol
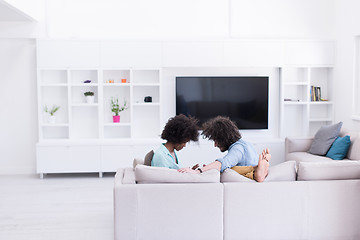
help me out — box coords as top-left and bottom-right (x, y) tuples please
(297, 161), (360, 181)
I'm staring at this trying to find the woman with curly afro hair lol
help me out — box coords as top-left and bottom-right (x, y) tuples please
(151, 114), (199, 169)
(178, 116), (271, 182)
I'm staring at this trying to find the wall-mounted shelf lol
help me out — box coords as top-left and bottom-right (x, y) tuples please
(36, 39), (335, 177)
(280, 66), (334, 137)
(38, 68), (161, 141)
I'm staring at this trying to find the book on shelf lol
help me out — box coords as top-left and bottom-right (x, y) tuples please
(284, 98), (302, 102)
(310, 85), (324, 101)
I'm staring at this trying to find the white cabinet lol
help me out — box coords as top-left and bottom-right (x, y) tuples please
(37, 141), (162, 177)
(101, 145), (135, 172)
(280, 66), (334, 137)
(223, 40), (283, 66)
(36, 39), (336, 176)
(101, 143), (160, 172)
(38, 68), (161, 140)
(100, 41), (162, 68)
(36, 145), (101, 176)
(36, 40), (100, 68)
(162, 41), (223, 67)
(284, 41), (335, 65)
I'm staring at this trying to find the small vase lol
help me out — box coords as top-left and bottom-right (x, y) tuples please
(48, 115), (56, 124)
(86, 96), (95, 104)
(113, 115), (120, 123)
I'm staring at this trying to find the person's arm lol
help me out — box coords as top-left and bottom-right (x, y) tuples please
(177, 160), (221, 174)
(216, 147), (244, 172)
(198, 161), (221, 172)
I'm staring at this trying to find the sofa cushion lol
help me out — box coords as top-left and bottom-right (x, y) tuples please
(287, 152), (333, 167)
(220, 161), (297, 182)
(326, 136), (351, 160)
(144, 150), (154, 166)
(220, 168), (255, 183)
(297, 161), (360, 181)
(135, 165), (220, 184)
(308, 122), (343, 155)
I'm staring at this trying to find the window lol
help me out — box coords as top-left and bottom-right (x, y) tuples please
(353, 36), (360, 120)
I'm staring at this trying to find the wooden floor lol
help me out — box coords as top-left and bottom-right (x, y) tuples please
(0, 173), (115, 240)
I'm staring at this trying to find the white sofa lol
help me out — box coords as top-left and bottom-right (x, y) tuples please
(285, 129), (360, 165)
(114, 163), (360, 240)
(114, 168), (224, 240)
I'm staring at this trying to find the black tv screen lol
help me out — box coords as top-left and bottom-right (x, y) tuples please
(176, 76), (269, 129)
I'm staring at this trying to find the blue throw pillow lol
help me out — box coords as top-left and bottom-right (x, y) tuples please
(326, 136), (351, 160)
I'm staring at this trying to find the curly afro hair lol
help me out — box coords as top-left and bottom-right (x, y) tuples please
(161, 114), (199, 144)
(201, 116), (241, 150)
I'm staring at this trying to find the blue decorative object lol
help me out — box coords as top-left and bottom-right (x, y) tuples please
(84, 80), (91, 83)
(326, 135), (351, 160)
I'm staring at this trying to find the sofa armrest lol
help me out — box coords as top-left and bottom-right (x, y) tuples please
(114, 168), (125, 185)
(285, 137), (313, 160)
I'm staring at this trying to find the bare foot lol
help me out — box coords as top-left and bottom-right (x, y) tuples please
(263, 148), (271, 163)
(254, 149), (270, 182)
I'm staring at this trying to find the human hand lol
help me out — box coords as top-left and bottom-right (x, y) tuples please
(191, 164), (199, 170)
(178, 168), (200, 174)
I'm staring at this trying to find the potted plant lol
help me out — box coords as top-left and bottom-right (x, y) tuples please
(111, 97), (128, 123)
(44, 105), (60, 124)
(84, 91), (95, 103)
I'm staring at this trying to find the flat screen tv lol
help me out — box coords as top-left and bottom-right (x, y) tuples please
(176, 76), (269, 129)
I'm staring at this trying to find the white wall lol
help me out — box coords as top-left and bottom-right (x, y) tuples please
(0, 0), (338, 174)
(333, 0), (360, 130)
(0, 39), (37, 174)
(230, 0), (334, 39)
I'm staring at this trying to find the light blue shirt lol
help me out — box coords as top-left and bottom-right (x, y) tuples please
(151, 144), (181, 170)
(217, 139), (258, 172)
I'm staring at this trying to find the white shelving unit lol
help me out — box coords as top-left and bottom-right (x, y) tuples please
(280, 66), (334, 137)
(37, 67), (162, 178)
(36, 39), (335, 177)
(37, 68), (161, 141)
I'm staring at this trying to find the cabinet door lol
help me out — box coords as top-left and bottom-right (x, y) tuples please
(163, 41), (223, 67)
(37, 40), (100, 68)
(101, 146), (135, 172)
(100, 41), (162, 68)
(67, 146), (101, 172)
(36, 145), (101, 173)
(224, 41), (283, 66)
(284, 41), (335, 65)
(101, 144), (159, 172)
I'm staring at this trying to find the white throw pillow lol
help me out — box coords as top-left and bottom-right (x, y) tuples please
(135, 165), (220, 184)
(133, 158), (144, 168)
(220, 161), (297, 183)
(264, 161), (297, 182)
(297, 161), (360, 181)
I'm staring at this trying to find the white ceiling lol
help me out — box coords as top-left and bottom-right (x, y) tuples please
(0, 0), (35, 21)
